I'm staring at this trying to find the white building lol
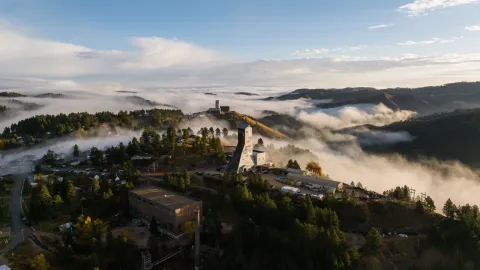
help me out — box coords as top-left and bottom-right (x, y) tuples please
(225, 124), (267, 173)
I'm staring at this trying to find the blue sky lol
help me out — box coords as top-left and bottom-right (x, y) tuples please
(2, 0), (479, 58)
(0, 0), (479, 87)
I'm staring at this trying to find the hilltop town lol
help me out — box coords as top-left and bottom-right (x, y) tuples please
(0, 100), (475, 270)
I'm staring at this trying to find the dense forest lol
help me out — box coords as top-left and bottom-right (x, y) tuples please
(0, 109), (184, 150)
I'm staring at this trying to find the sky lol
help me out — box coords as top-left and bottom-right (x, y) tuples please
(0, 0), (480, 89)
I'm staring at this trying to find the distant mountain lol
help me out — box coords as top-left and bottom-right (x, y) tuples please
(34, 93), (67, 99)
(116, 90), (138, 94)
(123, 96), (176, 108)
(6, 99), (44, 111)
(235, 92), (259, 96)
(0, 92), (26, 98)
(205, 92), (217, 96)
(270, 82), (480, 115)
(362, 108), (480, 168)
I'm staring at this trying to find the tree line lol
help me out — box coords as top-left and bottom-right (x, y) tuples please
(0, 108), (184, 150)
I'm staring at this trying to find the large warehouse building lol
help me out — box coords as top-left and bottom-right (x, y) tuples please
(129, 186), (202, 233)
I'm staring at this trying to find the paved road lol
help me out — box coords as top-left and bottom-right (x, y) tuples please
(1, 173), (31, 253)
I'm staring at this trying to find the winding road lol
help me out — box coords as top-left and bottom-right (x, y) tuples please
(1, 173), (32, 253)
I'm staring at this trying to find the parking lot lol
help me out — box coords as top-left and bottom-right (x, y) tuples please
(263, 172), (324, 196)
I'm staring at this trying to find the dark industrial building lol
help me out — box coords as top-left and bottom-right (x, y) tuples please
(129, 186), (202, 233)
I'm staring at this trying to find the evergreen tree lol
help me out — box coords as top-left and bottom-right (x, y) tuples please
(286, 159), (293, 168)
(73, 144), (80, 157)
(425, 196), (436, 212)
(184, 169), (191, 190)
(292, 160), (301, 170)
(215, 128), (221, 137)
(65, 180), (76, 203)
(222, 128), (228, 137)
(365, 227), (383, 254)
(443, 198), (457, 219)
(38, 185), (53, 205)
(183, 128), (190, 139)
(177, 176), (186, 191)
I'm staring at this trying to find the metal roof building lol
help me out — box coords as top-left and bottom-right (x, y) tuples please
(129, 186), (202, 233)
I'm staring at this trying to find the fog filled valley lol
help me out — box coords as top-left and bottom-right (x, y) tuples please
(2, 81), (480, 210)
(3, 78), (480, 270)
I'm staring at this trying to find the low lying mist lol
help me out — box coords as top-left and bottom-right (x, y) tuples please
(261, 135), (480, 208)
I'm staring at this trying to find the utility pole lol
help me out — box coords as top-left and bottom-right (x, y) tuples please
(409, 188), (416, 201)
(194, 209), (201, 270)
(420, 192), (427, 202)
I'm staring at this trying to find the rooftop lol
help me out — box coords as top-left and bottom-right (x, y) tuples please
(239, 123), (250, 129)
(129, 186), (199, 210)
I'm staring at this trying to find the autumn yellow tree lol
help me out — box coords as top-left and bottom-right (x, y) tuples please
(306, 161), (322, 176)
(184, 221), (195, 239)
(28, 254), (49, 270)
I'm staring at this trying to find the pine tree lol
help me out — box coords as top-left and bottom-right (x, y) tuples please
(292, 160), (301, 169)
(38, 185), (52, 205)
(286, 159), (293, 168)
(184, 169), (191, 190)
(222, 128), (228, 137)
(443, 198), (457, 219)
(365, 227), (382, 254)
(424, 196), (436, 212)
(73, 144), (80, 157)
(65, 180), (76, 203)
(177, 176), (186, 191)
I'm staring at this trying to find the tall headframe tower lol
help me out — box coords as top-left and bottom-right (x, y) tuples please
(225, 123), (255, 172)
(215, 100), (220, 109)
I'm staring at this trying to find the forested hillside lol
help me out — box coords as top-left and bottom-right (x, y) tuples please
(0, 109), (184, 150)
(364, 108), (480, 167)
(269, 82), (480, 115)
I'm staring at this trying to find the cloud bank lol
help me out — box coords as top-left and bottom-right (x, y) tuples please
(0, 25), (479, 89)
(399, 0), (480, 16)
(398, 36), (462, 46)
(466, 25), (480, 31)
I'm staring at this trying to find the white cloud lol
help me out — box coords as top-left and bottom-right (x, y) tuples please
(293, 45), (368, 56)
(0, 26), (225, 77)
(399, 0), (480, 16)
(368, 24), (393, 29)
(293, 48), (340, 56)
(349, 45), (369, 51)
(398, 36), (462, 45)
(120, 37), (225, 70)
(466, 25), (480, 31)
(1, 26), (480, 88)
